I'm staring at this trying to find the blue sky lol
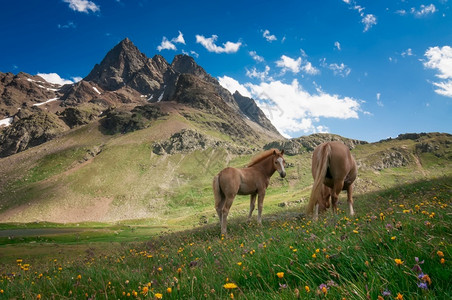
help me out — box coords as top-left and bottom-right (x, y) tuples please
(1, 0), (451, 142)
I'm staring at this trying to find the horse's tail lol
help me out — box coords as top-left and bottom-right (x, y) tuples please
(213, 174), (223, 210)
(307, 143), (331, 214)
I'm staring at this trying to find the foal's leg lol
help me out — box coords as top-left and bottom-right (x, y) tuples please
(221, 196), (235, 236)
(347, 184), (355, 216)
(248, 194), (257, 222)
(257, 191), (266, 225)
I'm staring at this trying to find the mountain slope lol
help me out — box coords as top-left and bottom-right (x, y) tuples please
(0, 130), (450, 223)
(1, 38), (282, 157)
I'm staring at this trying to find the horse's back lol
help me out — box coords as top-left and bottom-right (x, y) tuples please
(313, 141), (356, 180)
(329, 142), (357, 182)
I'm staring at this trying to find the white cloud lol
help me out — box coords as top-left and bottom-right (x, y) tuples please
(249, 51), (264, 62)
(423, 45), (452, 97)
(302, 62), (320, 75)
(37, 73), (77, 85)
(411, 4), (437, 17)
(329, 63), (351, 77)
(431, 81), (452, 97)
(320, 58), (350, 76)
(362, 14), (377, 32)
(157, 37), (176, 51)
(376, 92), (383, 107)
(276, 54), (319, 75)
(195, 35), (241, 54)
(401, 48), (414, 57)
(72, 76), (83, 82)
(182, 50), (199, 58)
(334, 41), (341, 51)
(58, 21), (76, 29)
(172, 31), (185, 44)
(276, 55), (302, 73)
(218, 76), (251, 97)
(218, 76), (361, 137)
(262, 30), (277, 42)
(342, 1), (377, 32)
(157, 31), (185, 51)
(63, 0), (100, 13)
(246, 66), (272, 81)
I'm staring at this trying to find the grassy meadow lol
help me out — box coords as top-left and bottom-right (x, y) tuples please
(0, 175), (450, 299)
(0, 129), (451, 299)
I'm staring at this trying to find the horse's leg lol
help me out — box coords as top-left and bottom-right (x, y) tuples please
(257, 191), (266, 225)
(332, 180), (344, 214)
(248, 194), (257, 222)
(314, 203), (319, 221)
(216, 200), (223, 226)
(221, 195), (234, 236)
(347, 184), (355, 216)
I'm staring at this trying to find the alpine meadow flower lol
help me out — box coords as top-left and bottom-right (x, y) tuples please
(276, 272), (284, 279)
(223, 283), (238, 289)
(418, 282), (428, 289)
(394, 258), (404, 265)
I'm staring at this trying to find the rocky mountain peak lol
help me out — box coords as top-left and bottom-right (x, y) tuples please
(84, 38), (150, 91)
(172, 55), (217, 86)
(233, 91), (279, 133)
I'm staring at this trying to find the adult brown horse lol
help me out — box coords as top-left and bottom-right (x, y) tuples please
(213, 149), (286, 235)
(307, 141), (357, 220)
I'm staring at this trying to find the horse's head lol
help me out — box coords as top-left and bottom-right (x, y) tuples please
(273, 149), (286, 178)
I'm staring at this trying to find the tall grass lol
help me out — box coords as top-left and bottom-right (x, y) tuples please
(0, 177), (450, 299)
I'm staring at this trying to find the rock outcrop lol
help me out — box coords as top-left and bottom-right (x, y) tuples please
(264, 133), (368, 155)
(0, 110), (67, 157)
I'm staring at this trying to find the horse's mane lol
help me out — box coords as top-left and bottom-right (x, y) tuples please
(248, 149), (280, 167)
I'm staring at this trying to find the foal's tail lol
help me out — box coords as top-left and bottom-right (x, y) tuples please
(307, 143), (331, 214)
(213, 174), (223, 210)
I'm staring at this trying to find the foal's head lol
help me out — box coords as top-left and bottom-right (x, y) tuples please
(272, 149), (286, 178)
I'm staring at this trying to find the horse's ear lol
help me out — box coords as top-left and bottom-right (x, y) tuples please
(273, 150), (277, 156)
(280, 149), (284, 155)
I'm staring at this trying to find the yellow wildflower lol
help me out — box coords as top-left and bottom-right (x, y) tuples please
(154, 293), (163, 299)
(230, 292), (234, 299)
(391, 236), (396, 240)
(440, 258), (445, 264)
(394, 258), (403, 265)
(276, 272), (284, 279)
(396, 292), (403, 300)
(142, 287), (149, 295)
(167, 287), (172, 293)
(305, 285), (310, 292)
(223, 283), (238, 289)
(437, 251), (444, 257)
